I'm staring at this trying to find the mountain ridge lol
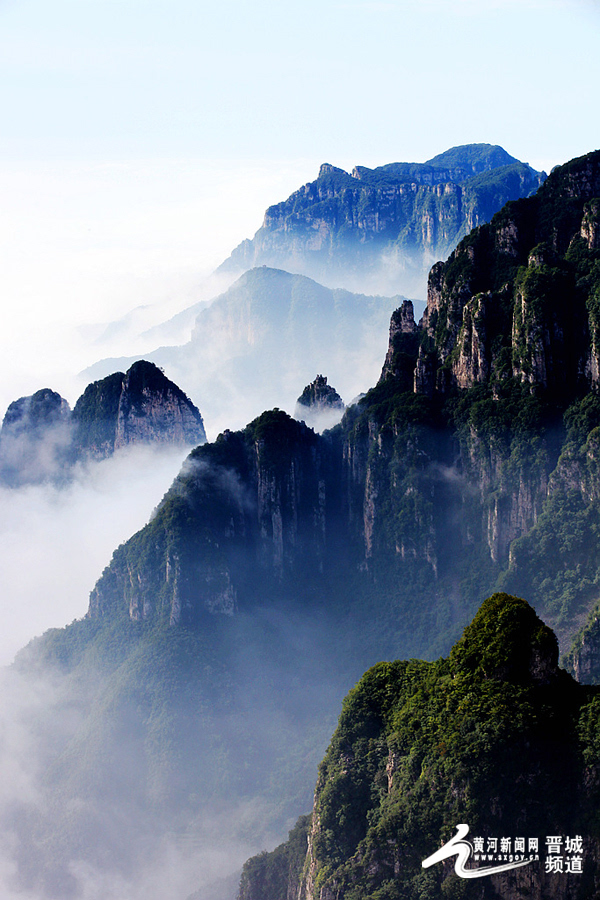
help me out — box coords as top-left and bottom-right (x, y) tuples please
(87, 150), (600, 651)
(81, 268), (408, 437)
(218, 143), (546, 296)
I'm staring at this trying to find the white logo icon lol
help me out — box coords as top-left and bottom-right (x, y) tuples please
(422, 824), (534, 879)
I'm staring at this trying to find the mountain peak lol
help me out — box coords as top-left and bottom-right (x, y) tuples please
(318, 162), (348, 178)
(449, 592), (559, 684)
(425, 142), (521, 173)
(73, 360), (206, 458)
(296, 375), (344, 412)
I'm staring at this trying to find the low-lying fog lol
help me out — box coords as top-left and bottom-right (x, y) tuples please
(0, 445), (189, 665)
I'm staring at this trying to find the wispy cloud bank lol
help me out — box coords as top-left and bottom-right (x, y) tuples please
(0, 444), (188, 664)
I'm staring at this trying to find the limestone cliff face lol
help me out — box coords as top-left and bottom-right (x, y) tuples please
(378, 300), (418, 386)
(366, 150), (600, 577)
(113, 361), (206, 450)
(565, 603), (600, 685)
(88, 412), (340, 626)
(218, 144), (545, 295)
(73, 360), (206, 459)
(415, 151), (600, 399)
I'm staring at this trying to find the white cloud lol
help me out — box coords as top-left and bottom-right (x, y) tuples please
(0, 445), (188, 665)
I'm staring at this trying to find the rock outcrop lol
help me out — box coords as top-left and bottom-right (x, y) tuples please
(0, 361), (206, 485)
(73, 359), (206, 459)
(294, 375), (345, 431)
(378, 300), (419, 387)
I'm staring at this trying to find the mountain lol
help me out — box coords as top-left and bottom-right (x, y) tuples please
(6, 149), (600, 898)
(0, 360), (206, 485)
(0, 388), (72, 485)
(86, 150), (600, 652)
(239, 593), (600, 900)
(218, 144), (546, 296)
(83, 268), (407, 437)
(293, 375), (345, 431)
(72, 359), (206, 458)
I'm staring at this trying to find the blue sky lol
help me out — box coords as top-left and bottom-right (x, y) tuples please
(0, 0), (599, 408)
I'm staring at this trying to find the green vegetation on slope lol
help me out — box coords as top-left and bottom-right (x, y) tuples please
(241, 594), (600, 900)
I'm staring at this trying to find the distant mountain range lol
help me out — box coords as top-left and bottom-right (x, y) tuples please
(83, 145), (544, 437)
(218, 143), (546, 296)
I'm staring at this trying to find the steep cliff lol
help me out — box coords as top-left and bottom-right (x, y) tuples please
(0, 361), (206, 486)
(241, 594), (600, 900)
(88, 410), (340, 626)
(417, 150), (600, 396)
(564, 601), (600, 685)
(218, 144), (545, 295)
(72, 359), (206, 459)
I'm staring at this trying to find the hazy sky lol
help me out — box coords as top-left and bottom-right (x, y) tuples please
(0, 0), (599, 412)
(1, 0), (598, 167)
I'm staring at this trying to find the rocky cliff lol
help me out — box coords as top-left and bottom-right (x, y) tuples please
(218, 144), (546, 296)
(416, 151), (600, 398)
(240, 594), (600, 900)
(0, 361), (206, 485)
(72, 359), (206, 459)
(88, 410), (341, 626)
(294, 375), (345, 432)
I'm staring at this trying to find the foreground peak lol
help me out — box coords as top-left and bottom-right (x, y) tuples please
(449, 592), (559, 684)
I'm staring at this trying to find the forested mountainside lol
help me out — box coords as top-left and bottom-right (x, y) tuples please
(0, 360), (205, 485)
(239, 594), (600, 900)
(9, 149), (600, 899)
(218, 143), (546, 295)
